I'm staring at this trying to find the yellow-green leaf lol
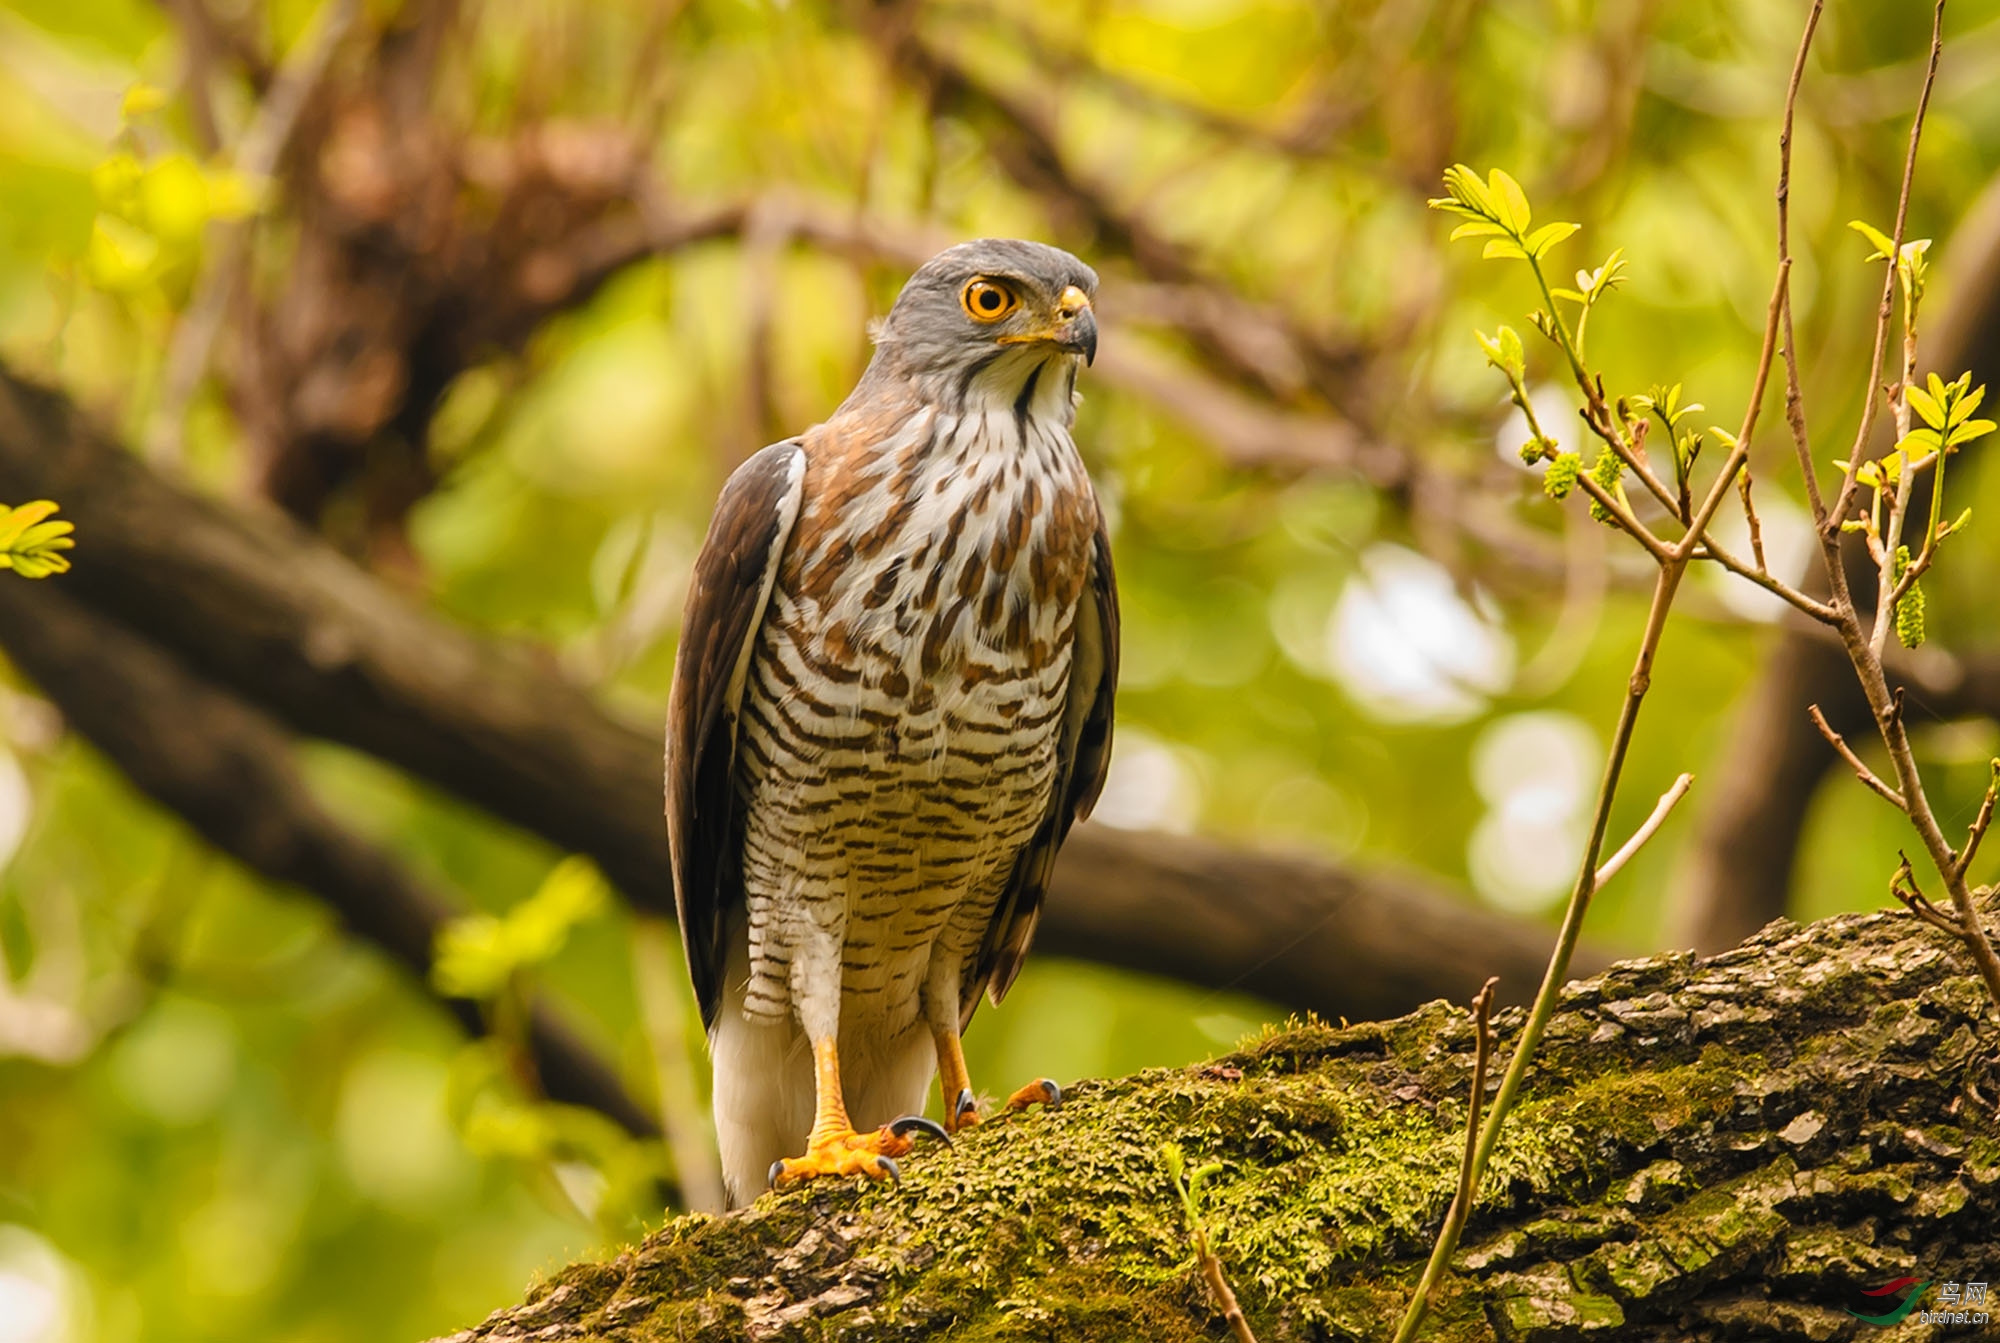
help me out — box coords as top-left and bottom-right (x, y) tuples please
(1526, 220), (1579, 259)
(139, 153), (211, 246)
(120, 83), (168, 122)
(1488, 168), (1532, 233)
(1905, 383), (1945, 431)
(1849, 219), (1897, 261)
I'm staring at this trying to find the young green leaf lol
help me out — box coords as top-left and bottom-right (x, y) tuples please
(1849, 219), (1898, 260)
(0, 501), (75, 579)
(1906, 382), (1946, 431)
(1475, 325), (1527, 380)
(1488, 169), (1533, 233)
(1429, 164), (1497, 220)
(1947, 417), (1995, 449)
(1526, 221), (1580, 259)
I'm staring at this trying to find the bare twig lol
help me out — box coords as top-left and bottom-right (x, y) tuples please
(1826, 0), (1945, 533)
(1412, 976), (1499, 1319)
(145, 0), (360, 467)
(1196, 1236), (1258, 1343)
(1959, 760), (1999, 879)
(1891, 852), (1964, 934)
(1777, 3), (1828, 520)
(1738, 466), (1767, 571)
(1594, 773), (1696, 888)
(1574, 473), (1676, 564)
(1808, 703), (1908, 809)
(1690, 538), (1839, 622)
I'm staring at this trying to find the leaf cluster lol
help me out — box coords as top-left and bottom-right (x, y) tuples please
(0, 501), (76, 578)
(431, 854), (610, 1000)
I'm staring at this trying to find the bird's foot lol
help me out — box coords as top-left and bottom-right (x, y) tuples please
(947, 1078), (1061, 1133)
(767, 1116), (948, 1189)
(1006, 1077), (1063, 1115)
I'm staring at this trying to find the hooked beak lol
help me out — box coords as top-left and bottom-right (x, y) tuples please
(999, 285), (1098, 365)
(1057, 285), (1097, 365)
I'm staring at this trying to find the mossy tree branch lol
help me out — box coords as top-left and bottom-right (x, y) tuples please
(430, 899), (2000, 1343)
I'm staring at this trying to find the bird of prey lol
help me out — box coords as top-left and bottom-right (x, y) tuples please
(666, 239), (1119, 1205)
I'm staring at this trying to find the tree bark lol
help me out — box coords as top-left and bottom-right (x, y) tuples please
(429, 900), (2000, 1342)
(0, 363), (1605, 1025)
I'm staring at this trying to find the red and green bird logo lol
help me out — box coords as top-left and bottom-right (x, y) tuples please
(1848, 1277), (1930, 1326)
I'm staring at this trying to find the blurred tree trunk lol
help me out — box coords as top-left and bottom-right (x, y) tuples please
(428, 900), (2000, 1342)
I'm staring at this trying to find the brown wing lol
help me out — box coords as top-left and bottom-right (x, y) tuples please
(665, 441), (807, 1030)
(972, 506), (1120, 1020)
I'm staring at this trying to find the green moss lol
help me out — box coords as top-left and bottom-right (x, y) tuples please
(596, 1037), (1784, 1337)
(444, 909), (2000, 1342)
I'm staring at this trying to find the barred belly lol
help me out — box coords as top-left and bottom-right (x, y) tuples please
(732, 398), (1092, 1034)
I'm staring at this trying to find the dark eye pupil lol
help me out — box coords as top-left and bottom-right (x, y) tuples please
(980, 290), (1000, 310)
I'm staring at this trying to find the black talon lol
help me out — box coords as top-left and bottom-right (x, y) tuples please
(889, 1114), (951, 1145)
(954, 1087), (979, 1123)
(1038, 1079), (1062, 1111)
(768, 1160), (787, 1189)
(877, 1156), (902, 1184)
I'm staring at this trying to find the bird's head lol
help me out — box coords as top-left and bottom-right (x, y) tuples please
(859, 239), (1098, 413)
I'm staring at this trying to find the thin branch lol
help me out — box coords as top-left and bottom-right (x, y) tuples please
(1959, 760), (1999, 880)
(1572, 475), (1676, 564)
(1407, 976), (1499, 1325)
(145, 0), (360, 467)
(1394, 548), (1685, 1343)
(1170, 1150), (1260, 1343)
(1678, 259), (1792, 563)
(1892, 852), (1965, 934)
(1594, 773), (1696, 888)
(1808, 703), (1908, 809)
(1778, 3), (1828, 524)
(1690, 539), (1840, 623)
(1195, 1231), (1258, 1343)
(1826, 0), (1945, 533)
(1738, 466), (1768, 571)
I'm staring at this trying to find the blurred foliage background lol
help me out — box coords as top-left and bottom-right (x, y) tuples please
(3, 0), (2000, 1338)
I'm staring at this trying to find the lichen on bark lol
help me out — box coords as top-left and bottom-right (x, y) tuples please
(431, 899), (2000, 1342)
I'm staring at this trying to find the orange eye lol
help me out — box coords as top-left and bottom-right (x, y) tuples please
(960, 278), (1019, 323)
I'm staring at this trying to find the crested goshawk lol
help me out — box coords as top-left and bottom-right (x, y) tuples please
(666, 239), (1119, 1204)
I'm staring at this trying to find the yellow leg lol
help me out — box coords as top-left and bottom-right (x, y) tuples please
(932, 1024), (1062, 1133)
(768, 1038), (947, 1190)
(935, 1025), (980, 1133)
